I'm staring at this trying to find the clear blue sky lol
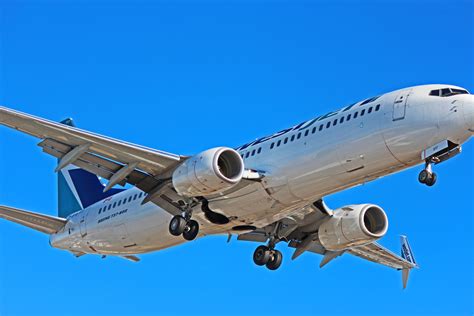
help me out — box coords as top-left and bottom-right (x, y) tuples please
(0, 1), (473, 315)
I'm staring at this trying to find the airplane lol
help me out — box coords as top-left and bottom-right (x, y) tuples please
(0, 84), (472, 289)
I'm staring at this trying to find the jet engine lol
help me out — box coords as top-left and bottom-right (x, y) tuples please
(318, 204), (388, 251)
(172, 147), (244, 197)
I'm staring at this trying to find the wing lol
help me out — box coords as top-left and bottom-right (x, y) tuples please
(237, 200), (417, 288)
(347, 241), (416, 270)
(0, 106), (188, 214)
(0, 205), (67, 234)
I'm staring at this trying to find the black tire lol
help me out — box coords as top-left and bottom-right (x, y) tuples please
(266, 250), (283, 271)
(426, 172), (437, 187)
(183, 220), (199, 241)
(253, 246), (270, 266)
(169, 215), (186, 236)
(418, 170), (429, 184)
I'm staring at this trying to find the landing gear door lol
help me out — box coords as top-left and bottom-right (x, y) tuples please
(393, 89), (411, 121)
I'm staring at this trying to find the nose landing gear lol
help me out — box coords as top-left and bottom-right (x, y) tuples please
(418, 159), (438, 187)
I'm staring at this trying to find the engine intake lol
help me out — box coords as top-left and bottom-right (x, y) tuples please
(318, 204), (388, 251)
(172, 147), (244, 197)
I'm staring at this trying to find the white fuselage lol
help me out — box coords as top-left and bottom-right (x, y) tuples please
(50, 84), (474, 255)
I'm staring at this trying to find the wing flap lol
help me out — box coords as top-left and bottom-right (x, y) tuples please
(0, 205), (67, 234)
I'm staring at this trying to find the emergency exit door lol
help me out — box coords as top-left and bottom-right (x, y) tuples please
(393, 89), (411, 121)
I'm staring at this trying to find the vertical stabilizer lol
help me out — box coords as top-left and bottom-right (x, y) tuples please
(57, 118), (125, 218)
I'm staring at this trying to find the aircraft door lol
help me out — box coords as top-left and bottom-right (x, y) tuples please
(393, 89), (411, 121)
(79, 210), (88, 237)
(113, 224), (132, 247)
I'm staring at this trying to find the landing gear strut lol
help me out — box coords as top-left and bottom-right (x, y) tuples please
(169, 203), (199, 241)
(252, 222), (283, 270)
(418, 158), (438, 187)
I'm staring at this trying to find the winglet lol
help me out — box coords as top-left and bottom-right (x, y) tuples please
(400, 235), (417, 266)
(400, 235), (417, 289)
(402, 268), (410, 289)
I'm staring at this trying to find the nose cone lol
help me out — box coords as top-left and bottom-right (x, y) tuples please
(463, 97), (474, 133)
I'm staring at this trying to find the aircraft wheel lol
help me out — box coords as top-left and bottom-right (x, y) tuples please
(253, 246), (271, 266)
(266, 250), (283, 271)
(426, 172), (437, 187)
(418, 170), (430, 184)
(183, 220), (199, 241)
(169, 215), (187, 236)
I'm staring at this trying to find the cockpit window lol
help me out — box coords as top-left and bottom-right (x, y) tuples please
(429, 90), (440, 96)
(450, 88), (469, 95)
(429, 88), (469, 97)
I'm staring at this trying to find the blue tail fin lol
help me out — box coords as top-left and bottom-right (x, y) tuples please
(58, 166), (126, 218)
(57, 117), (125, 218)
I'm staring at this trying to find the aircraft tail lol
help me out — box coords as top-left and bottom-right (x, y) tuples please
(57, 118), (125, 218)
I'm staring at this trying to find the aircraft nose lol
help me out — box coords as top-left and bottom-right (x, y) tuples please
(463, 97), (474, 134)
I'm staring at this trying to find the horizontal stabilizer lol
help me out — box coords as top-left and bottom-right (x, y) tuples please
(0, 205), (67, 234)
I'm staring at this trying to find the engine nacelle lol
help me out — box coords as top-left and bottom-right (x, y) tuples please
(172, 147), (244, 197)
(318, 204), (388, 251)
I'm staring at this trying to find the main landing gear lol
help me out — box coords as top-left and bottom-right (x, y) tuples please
(253, 245), (283, 270)
(169, 203), (199, 241)
(252, 222), (283, 270)
(418, 158), (439, 187)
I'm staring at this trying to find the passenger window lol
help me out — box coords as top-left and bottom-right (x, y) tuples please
(108, 204), (112, 210)
(113, 202), (117, 208)
(98, 207), (102, 214)
(326, 122), (331, 128)
(319, 125), (323, 131)
(251, 149), (256, 156)
(304, 130), (309, 136)
(360, 96), (380, 105)
(312, 127), (316, 134)
(368, 107), (373, 114)
(128, 197), (132, 202)
(118, 200), (122, 206)
(333, 119), (337, 126)
(139, 193), (143, 198)
(270, 143), (275, 149)
(133, 194), (138, 200)
(297, 133), (301, 139)
(283, 138), (288, 144)
(375, 104), (380, 111)
(277, 140), (281, 147)
(257, 148), (262, 154)
(339, 117), (344, 124)
(361, 109), (365, 116)
(347, 114), (351, 121)
(354, 111), (358, 118)
(291, 135), (295, 141)
(245, 152), (250, 158)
